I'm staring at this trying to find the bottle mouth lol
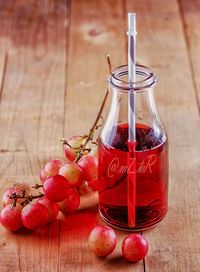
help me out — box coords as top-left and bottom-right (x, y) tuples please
(108, 64), (157, 92)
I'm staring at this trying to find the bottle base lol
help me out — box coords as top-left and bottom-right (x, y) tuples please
(99, 208), (168, 232)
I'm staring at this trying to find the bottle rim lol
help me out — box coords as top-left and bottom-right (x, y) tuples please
(108, 64), (157, 92)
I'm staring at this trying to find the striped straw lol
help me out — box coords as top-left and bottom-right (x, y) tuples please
(127, 13), (137, 227)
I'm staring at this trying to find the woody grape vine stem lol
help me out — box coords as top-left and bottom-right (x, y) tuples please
(74, 55), (112, 162)
(8, 56), (113, 206)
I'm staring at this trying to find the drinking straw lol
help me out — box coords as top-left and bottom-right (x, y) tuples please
(127, 13), (137, 227)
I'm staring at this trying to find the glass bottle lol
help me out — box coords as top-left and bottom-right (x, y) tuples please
(98, 64), (169, 231)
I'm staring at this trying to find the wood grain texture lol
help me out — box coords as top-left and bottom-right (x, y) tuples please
(63, 0), (127, 138)
(0, 1), (68, 271)
(126, 0), (200, 271)
(178, 0), (200, 112)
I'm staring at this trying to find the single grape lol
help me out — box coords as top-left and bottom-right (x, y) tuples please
(2, 186), (29, 207)
(88, 225), (117, 257)
(40, 167), (47, 184)
(64, 136), (88, 161)
(78, 156), (98, 182)
(58, 188), (80, 214)
(44, 159), (65, 178)
(21, 203), (49, 230)
(0, 204), (23, 232)
(36, 197), (59, 222)
(122, 234), (149, 262)
(78, 181), (93, 195)
(59, 162), (83, 188)
(43, 174), (70, 202)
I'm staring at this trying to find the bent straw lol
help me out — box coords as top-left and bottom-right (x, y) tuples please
(127, 13), (137, 227)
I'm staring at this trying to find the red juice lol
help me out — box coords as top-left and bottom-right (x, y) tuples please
(98, 123), (168, 230)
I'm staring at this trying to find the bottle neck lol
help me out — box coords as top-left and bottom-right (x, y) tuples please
(106, 64), (159, 128)
(101, 64), (166, 150)
(107, 85), (158, 128)
(108, 64), (157, 92)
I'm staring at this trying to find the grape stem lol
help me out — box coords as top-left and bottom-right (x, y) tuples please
(74, 89), (109, 162)
(9, 189), (44, 206)
(32, 184), (43, 189)
(59, 139), (72, 148)
(74, 55), (112, 163)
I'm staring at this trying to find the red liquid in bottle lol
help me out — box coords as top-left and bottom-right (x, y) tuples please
(98, 123), (168, 230)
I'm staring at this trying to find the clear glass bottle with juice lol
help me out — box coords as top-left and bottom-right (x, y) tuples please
(98, 64), (169, 231)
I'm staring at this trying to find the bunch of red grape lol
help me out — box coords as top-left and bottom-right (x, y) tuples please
(0, 135), (98, 232)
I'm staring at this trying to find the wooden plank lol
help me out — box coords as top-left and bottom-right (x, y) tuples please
(60, 0), (144, 271)
(0, 1), (68, 271)
(63, 0), (127, 138)
(178, 0), (200, 112)
(126, 0), (200, 271)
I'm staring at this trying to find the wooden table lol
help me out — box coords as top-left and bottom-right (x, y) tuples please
(0, 0), (199, 271)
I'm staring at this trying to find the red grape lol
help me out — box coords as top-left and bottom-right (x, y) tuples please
(44, 159), (65, 178)
(78, 181), (92, 195)
(40, 167), (47, 184)
(0, 204), (23, 232)
(59, 162), (83, 188)
(122, 234), (149, 262)
(64, 136), (87, 161)
(58, 188), (80, 214)
(43, 174), (70, 202)
(36, 197), (59, 222)
(78, 156), (98, 182)
(88, 225), (117, 257)
(21, 203), (49, 230)
(88, 179), (98, 191)
(2, 186), (29, 207)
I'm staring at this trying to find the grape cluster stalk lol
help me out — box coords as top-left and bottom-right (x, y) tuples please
(0, 55), (111, 232)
